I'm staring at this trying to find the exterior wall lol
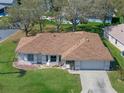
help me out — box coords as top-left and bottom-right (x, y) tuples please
(18, 53), (37, 64)
(75, 60), (110, 70)
(18, 53), (111, 70)
(75, 61), (80, 70)
(108, 35), (124, 52)
(104, 31), (124, 52)
(64, 60), (110, 70)
(104, 61), (110, 70)
(17, 53), (60, 65)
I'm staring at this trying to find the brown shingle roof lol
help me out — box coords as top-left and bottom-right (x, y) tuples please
(16, 32), (113, 61)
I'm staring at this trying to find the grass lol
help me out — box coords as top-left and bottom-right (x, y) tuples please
(103, 39), (124, 93)
(32, 21), (107, 37)
(108, 72), (124, 93)
(0, 31), (25, 72)
(0, 31), (81, 93)
(0, 16), (11, 28)
(103, 39), (124, 69)
(60, 22), (105, 36)
(0, 69), (81, 93)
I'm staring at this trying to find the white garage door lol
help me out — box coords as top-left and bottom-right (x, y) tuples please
(80, 61), (105, 70)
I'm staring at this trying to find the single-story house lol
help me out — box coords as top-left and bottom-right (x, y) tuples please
(16, 32), (113, 70)
(104, 24), (124, 56)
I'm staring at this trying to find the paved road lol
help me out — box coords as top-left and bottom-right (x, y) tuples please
(80, 71), (117, 93)
(0, 29), (18, 41)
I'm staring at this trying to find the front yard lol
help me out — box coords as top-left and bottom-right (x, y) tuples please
(0, 31), (81, 93)
(108, 72), (124, 93)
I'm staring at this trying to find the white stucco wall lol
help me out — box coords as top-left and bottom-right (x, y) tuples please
(17, 53), (60, 65)
(108, 35), (124, 52)
(18, 53), (111, 70)
(75, 61), (80, 70)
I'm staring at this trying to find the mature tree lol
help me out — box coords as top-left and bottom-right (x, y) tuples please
(65, 0), (93, 32)
(32, 0), (46, 32)
(112, 0), (124, 23)
(89, 0), (114, 24)
(8, 0), (45, 36)
(43, 0), (54, 12)
(52, 0), (68, 32)
(44, 0), (68, 32)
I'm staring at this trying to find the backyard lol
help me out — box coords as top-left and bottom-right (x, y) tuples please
(0, 31), (81, 93)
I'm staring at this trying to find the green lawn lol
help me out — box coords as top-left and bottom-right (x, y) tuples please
(0, 16), (11, 28)
(0, 31), (81, 93)
(108, 72), (124, 93)
(103, 39), (124, 68)
(33, 21), (107, 37)
(103, 39), (124, 93)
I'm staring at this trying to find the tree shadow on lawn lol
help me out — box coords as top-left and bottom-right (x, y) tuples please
(0, 61), (26, 77)
(0, 69), (26, 77)
(0, 61), (10, 64)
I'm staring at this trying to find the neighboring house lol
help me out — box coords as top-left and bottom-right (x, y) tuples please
(0, 5), (6, 16)
(104, 24), (124, 56)
(0, 0), (15, 5)
(16, 32), (113, 70)
(88, 17), (112, 23)
(0, 0), (15, 16)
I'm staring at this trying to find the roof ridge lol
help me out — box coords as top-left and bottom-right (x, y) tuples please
(62, 35), (112, 60)
(62, 38), (86, 58)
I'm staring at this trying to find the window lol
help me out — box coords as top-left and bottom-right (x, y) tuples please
(50, 56), (57, 62)
(27, 54), (34, 61)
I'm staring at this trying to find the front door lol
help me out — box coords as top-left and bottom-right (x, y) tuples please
(66, 60), (75, 70)
(37, 55), (42, 64)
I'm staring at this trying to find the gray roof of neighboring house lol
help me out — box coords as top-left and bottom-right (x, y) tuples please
(105, 24), (124, 44)
(0, 5), (5, 10)
(0, 0), (14, 4)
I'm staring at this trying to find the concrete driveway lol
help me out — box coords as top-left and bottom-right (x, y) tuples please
(69, 70), (117, 93)
(80, 71), (117, 93)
